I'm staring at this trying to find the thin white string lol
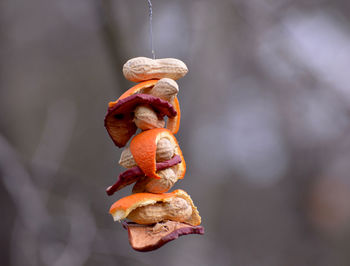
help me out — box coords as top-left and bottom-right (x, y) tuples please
(147, 0), (155, 59)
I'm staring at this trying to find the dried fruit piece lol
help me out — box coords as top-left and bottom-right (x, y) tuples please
(122, 221), (204, 252)
(133, 105), (165, 130)
(109, 189), (201, 226)
(104, 112), (136, 148)
(130, 128), (186, 180)
(105, 94), (176, 148)
(108, 80), (158, 109)
(166, 97), (181, 134)
(119, 137), (175, 169)
(123, 57), (188, 82)
(106, 155), (182, 196)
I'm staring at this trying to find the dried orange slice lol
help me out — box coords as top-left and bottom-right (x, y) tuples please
(166, 96), (181, 134)
(108, 80), (158, 109)
(130, 128), (186, 180)
(109, 189), (201, 226)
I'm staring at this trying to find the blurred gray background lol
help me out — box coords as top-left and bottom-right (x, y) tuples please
(2, 0), (350, 265)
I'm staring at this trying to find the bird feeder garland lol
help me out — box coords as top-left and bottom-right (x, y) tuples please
(104, 57), (204, 252)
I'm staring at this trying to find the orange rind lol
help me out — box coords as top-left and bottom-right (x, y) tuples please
(130, 128), (186, 180)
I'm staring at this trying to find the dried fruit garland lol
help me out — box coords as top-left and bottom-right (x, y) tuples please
(105, 57), (204, 252)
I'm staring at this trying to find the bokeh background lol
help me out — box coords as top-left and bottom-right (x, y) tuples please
(2, 0), (350, 265)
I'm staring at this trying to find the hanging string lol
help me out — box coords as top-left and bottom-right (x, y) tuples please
(147, 0), (155, 59)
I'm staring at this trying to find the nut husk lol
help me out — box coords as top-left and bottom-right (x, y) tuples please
(150, 78), (179, 102)
(134, 105), (165, 130)
(132, 167), (178, 193)
(123, 57), (188, 82)
(127, 197), (193, 225)
(156, 138), (175, 162)
(119, 147), (137, 168)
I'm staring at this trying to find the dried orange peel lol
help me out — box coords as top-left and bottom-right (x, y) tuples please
(108, 80), (158, 108)
(167, 97), (181, 134)
(130, 128), (186, 180)
(109, 189), (201, 226)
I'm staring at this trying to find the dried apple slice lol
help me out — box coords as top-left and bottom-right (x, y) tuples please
(105, 93), (177, 148)
(105, 80), (182, 148)
(106, 155), (182, 196)
(122, 221), (204, 252)
(108, 80), (158, 108)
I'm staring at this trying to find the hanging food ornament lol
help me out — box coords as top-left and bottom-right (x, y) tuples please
(104, 0), (204, 252)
